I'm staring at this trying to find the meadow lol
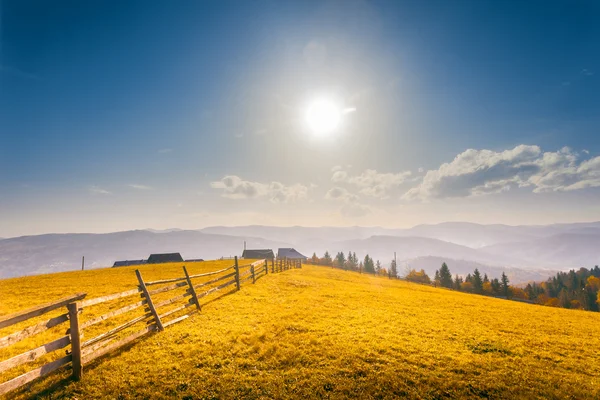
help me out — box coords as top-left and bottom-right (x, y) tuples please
(1, 263), (600, 399)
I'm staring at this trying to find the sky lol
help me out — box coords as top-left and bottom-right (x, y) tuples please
(1, 0), (600, 237)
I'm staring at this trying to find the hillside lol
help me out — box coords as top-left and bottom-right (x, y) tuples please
(2, 263), (599, 399)
(0, 231), (289, 279)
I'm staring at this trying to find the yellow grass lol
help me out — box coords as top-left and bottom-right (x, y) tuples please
(2, 263), (600, 399)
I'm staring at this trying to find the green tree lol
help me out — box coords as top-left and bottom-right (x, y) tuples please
(491, 278), (501, 295)
(375, 260), (382, 275)
(439, 262), (453, 288)
(335, 252), (346, 268)
(454, 274), (463, 290)
(472, 268), (483, 294)
(323, 251), (332, 266)
(364, 254), (375, 274)
(501, 272), (510, 298)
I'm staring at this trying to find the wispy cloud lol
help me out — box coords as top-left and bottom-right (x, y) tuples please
(332, 168), (412, 199)
(210, 175), (309, 203)
(581, 69), (594, 76)
(89, 186), (112, 195)
(158, 148), (173, 154)
(128, 184), (153, 190)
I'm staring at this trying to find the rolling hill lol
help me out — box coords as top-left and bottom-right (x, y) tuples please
(0, 230), (288, 279)
(1, 263), (599, 399)
(2, 221), (600, 279)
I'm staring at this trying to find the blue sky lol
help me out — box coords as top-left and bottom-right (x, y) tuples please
(1, 0), (599, 237)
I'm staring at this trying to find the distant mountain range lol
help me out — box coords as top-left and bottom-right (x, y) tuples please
(1, 222), (599, 282)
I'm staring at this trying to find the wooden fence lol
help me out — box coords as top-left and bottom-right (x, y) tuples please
(0, 257), (302, 397)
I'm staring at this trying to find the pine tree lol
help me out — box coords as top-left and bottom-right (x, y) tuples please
(335, 252), (346, 268)
(483, 273), (489, 283)
(439, 262), (453, 288)
(472, 268), (483, 294)
(501, 272), (510, 298)
(375, 260), (382, 275)
(323, 251), (332, 266)
(434, 270), (440, 287)
(454, 274), (463, 290)
(364, 254), (375, 274)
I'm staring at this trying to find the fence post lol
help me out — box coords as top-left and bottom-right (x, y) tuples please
(265, 259), (268, 275)
(183, 266), (201, 311)
(234, 256), (241, 291)
(251, 264), (256, 284)
(67, 302), (83, 381)
(271, 258), (275, 273)
(135, 269), (164, 331)
(285, 257), (288, 270)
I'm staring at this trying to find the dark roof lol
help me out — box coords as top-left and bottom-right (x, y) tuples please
(277, 248), (307, 260)
(242, 249), (275, 259)
(147, 253), (184, 264)
(112, 260), (147, 268)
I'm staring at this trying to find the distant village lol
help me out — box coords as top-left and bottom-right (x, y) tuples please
(112, 247), (307, 267)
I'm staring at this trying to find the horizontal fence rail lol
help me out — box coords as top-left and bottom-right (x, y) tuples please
(0, 256), (302, 397)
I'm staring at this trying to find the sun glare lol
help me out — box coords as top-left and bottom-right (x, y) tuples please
(306, 98), (342, 135)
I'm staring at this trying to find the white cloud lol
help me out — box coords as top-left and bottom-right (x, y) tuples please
(158, 148), (173, 154)
(331, 168), (412, 199)
(128, 184), (153, 190)
(89, 186), (111, 195)
(325, 187), (370, 217)
(404, 145), (600, 201)
(210, 175), (308, 203)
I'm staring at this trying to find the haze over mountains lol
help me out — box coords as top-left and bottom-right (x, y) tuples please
(1, 221), (599, 281)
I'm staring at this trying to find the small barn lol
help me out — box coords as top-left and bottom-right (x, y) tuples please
(147, 253), (184, 264)
(277, 248), (307, 261)
(112, 260), (147, 268)
(242, 249), (275, 260)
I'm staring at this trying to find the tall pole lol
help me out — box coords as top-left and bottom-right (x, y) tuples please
(81, 256), (85, 271)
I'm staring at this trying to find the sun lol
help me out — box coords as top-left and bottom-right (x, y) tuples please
(306, 98), (342, 135)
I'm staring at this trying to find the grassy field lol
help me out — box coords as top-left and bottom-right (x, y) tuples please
(2, 263), (600, 399)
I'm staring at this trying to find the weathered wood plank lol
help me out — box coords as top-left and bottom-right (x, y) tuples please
(0, 293), (86, 330)
(81, 313), (151, 349)
(187, 265), (234, 279)
(157, 302), (194, 320)
(136, 270), (164, 332)
(239, 269), (253, 279)
(0, 335), (70, 374)
(145, 276), (187, 286)
(162, 314), (189, 328)
(80, 299), (146, 330)
(196, 279), (236, 300)
(192, 272), (236, 290)
(250, 259), (266, 267)
(153, 292), (191, 309)
(80, 336), (116, 359)
(147, 280), (188, 296)
(0, 355), (72, 396)
(0, 313), (69, 350)
(81, 325), (156, 365)
(80, 288), (140, 308)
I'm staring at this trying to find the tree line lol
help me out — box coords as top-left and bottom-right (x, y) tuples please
(307, 251), (600, 313)
(406, 263), (600, 312)
(307, 251), (398, 277)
